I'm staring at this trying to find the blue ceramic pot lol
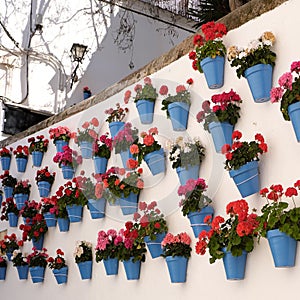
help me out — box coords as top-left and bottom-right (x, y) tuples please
(143, 148), (165, 176)
(53, 266), (68, 284)
(66, 204), (83, 223)
(176, 164), (200, 186)
(200, 56), (225, 89)
(32, 151), (44, 167)
(37, 181), (52, 198)
(136, 99), (155, 124)
(168, 102), (190, 131)
(222, 248), (247, 280)
(29, 266), (45, 283)
(93, 156), (108, 174)
(123, 257), (141, 280)
(87, 198), (106, 219)
(165, 256), (188, 283)
(144, 232), (166, 259)
(80, 141), (93, 159)
(16, 157), (28, 173)
(77, 261), (92, 280)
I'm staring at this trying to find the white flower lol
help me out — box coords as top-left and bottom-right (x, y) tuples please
(12, 249), (20, 258)
(183, 146), (191, 153)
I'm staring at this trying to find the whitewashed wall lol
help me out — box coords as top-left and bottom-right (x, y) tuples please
(1, 1), (300, 299)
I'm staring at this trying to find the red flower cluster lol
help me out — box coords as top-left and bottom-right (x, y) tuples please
(0, 233), (23, 253)
(0, 147), (12, 157)
(47, 248), (67, 270)
(13, 145), (29, 158)
(19, 213), (48, 241)
(53, 145), (82, 167)
(28, 135), (49, 154)
(35, 166), (56, 184)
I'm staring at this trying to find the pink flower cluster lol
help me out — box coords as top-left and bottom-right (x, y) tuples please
(270, 61), (300, 103)
(53, 145), (82, 167)
(177, 178), (207, 197)
(113, 122), (136, 145)
(96, 229), (122, 251)
(161, 232), (191, 247)
(49, 126), (72, 141)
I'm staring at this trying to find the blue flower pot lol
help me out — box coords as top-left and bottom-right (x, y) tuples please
(176, 164), (200, 186)
(143, 148), (165, 176)
(109, 121), (125, 139)
(103, 258), (119, 276)
(32, 234), (44, 251)
(288, 102), (300, 142)
(8, 212), (18, 227)
(3, 186), (13, 199)
(83, 91), (91, 100)
(165, 256), (188, 283)
(0, 267), (7, 280)
(119, 192), (139, 215)
(66, 204), (83, 223)
(200, 56), (225, 89)
(267, 229), (297, 268)
(222, 248), (247, 280)
(32, 151), (44, 167)
(93, 156), (108, 174)
(15, 193), (29, 210)
(80, 141), (93, 159)
(168, 102), (190, 131)
(6, 252), (12, 261)
(16, 157), (28, 173)
(43, 212), (57, 227)
(244, 63), (273, 103)
(1, 156), (11, 171)
(0, 194), (2, 206)
(61, 165), (74, 179)
(29, 266), (45, 283)
(77, 261), (92, 280)
(57, 218), (70, 232)
(208, 121), (234, 153)
(144, 232), (166, 259)
(229, 160), (260, 197)
(53, 266), (68, 284)
(17, 265), (29, 280)
(88, 198), (106, 219)
(123, 258), (141, 280)
(55, 140), (69, 153)
(187, 206), (214, 238)
(119, 149), (133, 169)
(136, 99), (155, 124)
(37, 181), (52, 198)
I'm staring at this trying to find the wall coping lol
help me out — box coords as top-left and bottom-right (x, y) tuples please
(0, 0), (288, 147)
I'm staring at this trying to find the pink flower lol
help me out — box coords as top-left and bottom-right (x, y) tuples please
(176, 85), (186, 94)
(278, 72), (293, 90)
(144, 77), (152, 85)
(270, 87), (283, 103)
(291, 61), (300, 73)
(159, 85), (168, 96)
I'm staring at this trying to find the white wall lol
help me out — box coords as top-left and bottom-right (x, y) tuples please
(0, 1), (300, 299)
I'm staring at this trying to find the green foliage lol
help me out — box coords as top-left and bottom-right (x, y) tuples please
(134, 84), (158, 102)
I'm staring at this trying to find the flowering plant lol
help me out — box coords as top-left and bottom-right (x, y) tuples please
(13, 180), (31, 195)
(13, 145), (29, 159)
(129, 127), (162, 165)
(117, 221), (147, 262)
(12, 250), (28, 267)
(124, 77), (158, 104)
(102, 166), (144, 202)
(0, 256), (7, 267)
(112, 122), (138, 154)
(189, 21), (227, 73)
(83, 86), (91, 96)
(56, 178), (88, 207)
(74, 117), (99, 144)
(161, 79), (193, 118)
(196, 199), (259, 264)
(92, 133), (112, 159)
(73, 241), (93, 263)
(0, 171), (17, 187)
(28, 135), (49, 153)
(228, 31), (276, 78)
(195, 199), (258, 263)
(133, 201), (168, 241)
(19, 200), (41, 221)
(221, 130), (268, 171)
(19, 213), (48, 242)
(35, 166), (56, 184)
(257, 181), (300, 240)
(178, 178), (212, 216)
(74, 172), (96, 200)
(0, 197), (19, 221)
(41, 196), (58, 216)
(270, 61), (300, 121)
(196, 89), (242, 131)
(27, 247), (48, 268)
(161, 232), (192, 258)
(0, 147), (13, 158)
(53, 145), (82, 168)
(48, 249), (67, 270)
(0, 233), (23, 255)
(56, 194), (68, 220)
(167, 136), (205, 169)
(49, 126), (72, 143)
(95, 229), (123, 261)
(105, 103), (129, 123)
